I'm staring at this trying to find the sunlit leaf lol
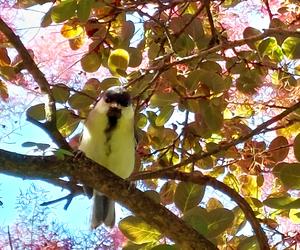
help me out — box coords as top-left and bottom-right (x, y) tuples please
(263, 196), (300, 209)
(56, 109), (80, 137)
(282, 37), (300, 59)
(61, 22), (83, 39)
(206, 208), (234, 238)
(174, 182), (205, 213)
(155, 106), (174, 127)
(51, 0), (77, 23)
(108, 48), (130, 76)
(289, 209), (300, 223)
(118, 216), (161, 244)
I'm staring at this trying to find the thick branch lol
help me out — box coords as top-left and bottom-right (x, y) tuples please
(0, 17), (70, 150)
(132, 171), (270, 250)
(0, 149), (217, 250)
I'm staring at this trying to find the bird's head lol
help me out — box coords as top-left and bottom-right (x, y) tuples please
(102, 86), (131, 108)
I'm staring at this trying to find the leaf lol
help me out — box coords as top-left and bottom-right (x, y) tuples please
(159, 181), (176, 206)
(237, 236), (259, 250)
(0, 80), (9, 101)
(243, 27), (262, 49)
(108, 48), (130, 76)
(40, 9), (52, 27)
(77, 0), (93, 22)
(258, 37), (283, 62)
(56, 109), (80, 137)
(155, 106), (174, 127)
(26, 103), (46, 121)
(54, 148), (74, 160)
(80, 52), (102, 73)
(61, 22), (83, 39)
(174, 182), (206, 213)
(68, 92), (94, 110)
(51, 84), (70, 103)
(263, 196), (300, 209)
(51, 0), (77, 23)
(279, 163), (300, 189)
(137, 113), (147, 129)
(183, 207), (209, 235)
(282, 37), (300, 59)
(268, 136), (289, 163)
(200, 100), (223, 133)
(293, 133), (300, 162)
(0, 48), (11, 66)
(289, 209), (300, 223)
(118, 216), (161, 244)
(206, 208), (235, 238)
(150, 92), (179, 107)
(128, 47), (143, 68)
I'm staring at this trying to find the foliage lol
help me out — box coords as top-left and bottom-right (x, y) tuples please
(0, 0), (300, 249)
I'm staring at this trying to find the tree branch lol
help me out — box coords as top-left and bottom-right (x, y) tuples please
(132, 100), (300, 176)
(132, 170), (270, 250)
(0, 17), (70, 150)
(0, 149), (218, 250)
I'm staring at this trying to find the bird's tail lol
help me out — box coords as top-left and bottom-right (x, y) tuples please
(91, 190), (115, 229)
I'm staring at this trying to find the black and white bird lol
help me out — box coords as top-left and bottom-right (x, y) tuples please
(79, 86), (135, 228)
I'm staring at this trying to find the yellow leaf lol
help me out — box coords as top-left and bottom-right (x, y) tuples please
(61, 22), (83, 39)
(108, 48), (129, 76)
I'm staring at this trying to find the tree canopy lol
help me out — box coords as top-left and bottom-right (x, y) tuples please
(0, 0), (300, 249)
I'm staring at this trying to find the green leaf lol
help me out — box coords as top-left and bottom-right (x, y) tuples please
(118, 216), (161, 244)
(282, 37), (300, 59)
(183, 207), (208, 235)
(200, 100), (223, 132)
(263, 196), (300, 209)
(174, 182), (206, 213)
(77, 0), (93, 22)
(128, 47), (143, 68)
(150, 93), (179, 107)
(258, 37), (283, 62)
(279, 163), (300, 189)
(237, 236), (259, 250)
(293, 133), (300, 162)
(155, 106), (174, 127)
(68, 92), (94, 111)
(56, 109), (80, 137)
(40, 8), (52, 27)
(51, 84), (70, 103)
(206, 208), (235, 238)
(51, 0), (77, 23)
(54, 148), (74, 160)
(80, 52), (102, 73)
(26, 103), (46, 121)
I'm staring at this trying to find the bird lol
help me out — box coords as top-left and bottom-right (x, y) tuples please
(78, 86), (135, 229)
